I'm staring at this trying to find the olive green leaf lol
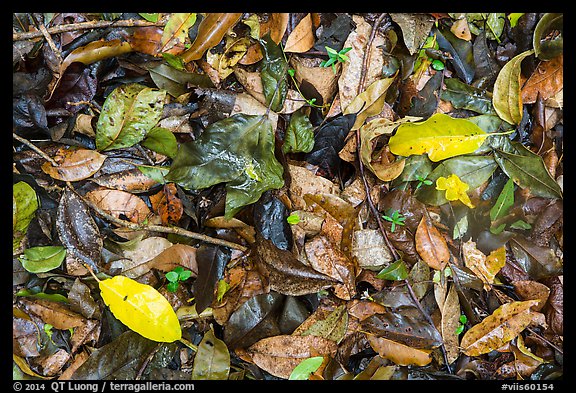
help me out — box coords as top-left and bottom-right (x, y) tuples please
(259, 33), (288, 112)
(13, 181), (39, 253)
(165, 114), (284, 218)
(18, 246), (66, 273)
(283, 108), (315, 154)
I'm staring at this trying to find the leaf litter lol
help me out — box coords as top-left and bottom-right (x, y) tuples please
(12, 12), (562, 382)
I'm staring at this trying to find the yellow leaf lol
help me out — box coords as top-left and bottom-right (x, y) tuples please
(388, 113), (488, 161)
(435, 174), (475, 208)
(99, 275), (181, 342)
(462, 240), (506, 290)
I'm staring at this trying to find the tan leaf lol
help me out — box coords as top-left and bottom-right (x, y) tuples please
(463, 240), (506, 290)
(41, 147), (106, 181)
(145, 243), (199, 275)
(85, 188), (152, 224)
(304, 235), (356, 300)
(450, 17), (472, 41)
(366, 335), (432, 366)
(460, 300), (540, 356)
(338, 15), (387, 111)
(439, 283), (461, 364)
(119, 236), (173, 278)
(351, 229), (394, 271)
(247, 335), (338, 379)
(288, 165), (339, 210)
(284, 14), (315, 53)
(521, 55), (563, 104)
(204, 216), (256, 243)
(290, 55), (339, 106)
(294, 304), (349, 343)
(91, 168), (160, 193)
(512, 280), (550, 311)
(415, 216), (450, 270)
(347, 299), (387, 321)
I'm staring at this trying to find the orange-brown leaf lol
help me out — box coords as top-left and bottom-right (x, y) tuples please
(181, 13), (242, 62)
(239, 13), (289, 65)
(521, 55), (563, 104)
(41, 147), (106, 181)
(366, 335), (432, 366)
(85, 188), (152, 224)
(415, 216), (450, 270)
(284, 14), (315, 53)
(149, 183), (183, 225)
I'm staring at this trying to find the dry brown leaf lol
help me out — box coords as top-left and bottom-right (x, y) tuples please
(512, 280), (551, 312)
(239, 13), (289, 65)
(438, 283), (461, 364)
(304, 235), (356, 300)
(463, 240), (506, 290)
(145, 243), (199, 275)
(85, 188), (152, 224)
(181, 13), (243, 62)
(125, 26), (184, 56)
(288, 164), (339, 210)
(284, 14), (315, 53)
(149, 183), (184, 225)
(351, 229), (394, 271)
(366, 335), (432, 366)
(18, 298), (86, 330)
(42, 147), (106, 182)
(338, 14), (386, 111)
(247, 334), (338, 379)
(91, 168), (160, 193)
(119, 236), (173, 278)
(460, 300), (541, 356)
(415, 215), (450, 270)
(450, 17), (472, 41)
(521, 55), (563, 104)
(290, 55), (339, 106)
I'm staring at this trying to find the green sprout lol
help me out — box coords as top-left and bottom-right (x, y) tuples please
(382, 209), (406, 232)
(165, 266), (192, 292)
(455, 314), (468, 335)
(415, 174), (433, 190)
(287, 213), (301, 225)
(320, 46), (352, 73)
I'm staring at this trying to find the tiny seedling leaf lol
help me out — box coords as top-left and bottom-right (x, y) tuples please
(288, 356), (324, 380)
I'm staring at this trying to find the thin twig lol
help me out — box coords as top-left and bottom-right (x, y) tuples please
(353, 14), (453, 373)
(65, 182), (248, 252)
(13, 132), (58, 166)
(13, 19), (165, 41)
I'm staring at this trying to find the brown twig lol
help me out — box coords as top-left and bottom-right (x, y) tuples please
(12, 133), (58, 166)
(13, 19), (165, 41)
(353, 15), (453, 373)
(65, 182), (248, 252)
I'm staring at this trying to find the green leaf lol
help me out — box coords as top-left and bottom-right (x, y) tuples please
(533, 13), (563, 60)
(139, 13), (159, 23)
(18, 246), (66, 273)
(13, 181), (39, 253)
(440, 78), (495, 115)
(415, 155), (498, 206)
(141, 127), (178, 158)
(510, 220), (531, 230)
(165, 114), (284, 218)
(288, 356), (324, 380)
(493, 142), (562, 199)
(259, 34), (288, 112)
(161, 53), (185, 70)
(161, 13), (197, 48)
(282, 108), (315, 154)
(388, 113), (488, 162)
(166, 282), (179, 292)
(286, 213), (300, 225)
(165, 271), (179, 283)
(191, 327), (230, 380)
(216, 279), (230, 302)
(376, 260), (409, 281)
(96, 83), (166, 151)
(492, 49), (534, 125)
(137, 165), (169, 184)
(490, 178), (514, 222)
(508, 13), (524, 28)
(149, 62), (213, 98)
(178, 269), (192, 281)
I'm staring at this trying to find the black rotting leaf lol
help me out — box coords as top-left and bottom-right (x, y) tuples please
(56, 188), (102, 273)
(193, 244), (231, 313)
(253, 191), (293, 251)
(304, 113), (356, 178)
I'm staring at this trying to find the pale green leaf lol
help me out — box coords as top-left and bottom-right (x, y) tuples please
(289, 357), (324, 380)
(141, 127), (178, 158)
(18, 246), (66, 273)
(13, 182), (39, 253)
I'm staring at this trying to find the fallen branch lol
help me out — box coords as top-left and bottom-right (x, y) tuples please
(13, 19), (164, 41)
(13, 133), (58, 166)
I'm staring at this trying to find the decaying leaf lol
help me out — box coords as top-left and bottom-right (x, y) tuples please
(41, 147), (106, 182)
(192, 327), (230, 380)
(415, 215), (450, 271)
(85, 188), (152, 224)
(460, 300), (541, 356)
(462, 240), (506, 290)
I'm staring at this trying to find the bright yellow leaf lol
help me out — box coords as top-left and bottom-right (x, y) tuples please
(99, 275), (181, 342)
(436, 174), (475, 208)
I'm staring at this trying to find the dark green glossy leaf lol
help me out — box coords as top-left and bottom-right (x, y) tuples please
(149, 63), (213, 98)
(509, 236), (562, 280)
(18, 246), (66, 273)
(435, 27), (475, 84)
(282, 108), (314, 154)
(393, 155), (433, 186)
(259, 33), (288, 112)
(192, 327), (230, 380)
(415, 156), (498, 206)
(440, 78), (495, 115)
(376, 260), (409, 281)
(96, 83), (166, 151)
(13, 181), (39, 253)
(140, 127), (178, 158)
(493, 142), (562, 199)
(533, 13), (563, 60)
(165, 114), (284, 218)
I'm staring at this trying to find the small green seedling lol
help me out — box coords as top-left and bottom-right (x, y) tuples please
(165, 266), (192, 292)
(382, 209), (405, 232)
(415, 174), (433, 190)
(455, 314), (468, 335)
(287, 213), (301, 225)
(320, 46), (352, 73)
